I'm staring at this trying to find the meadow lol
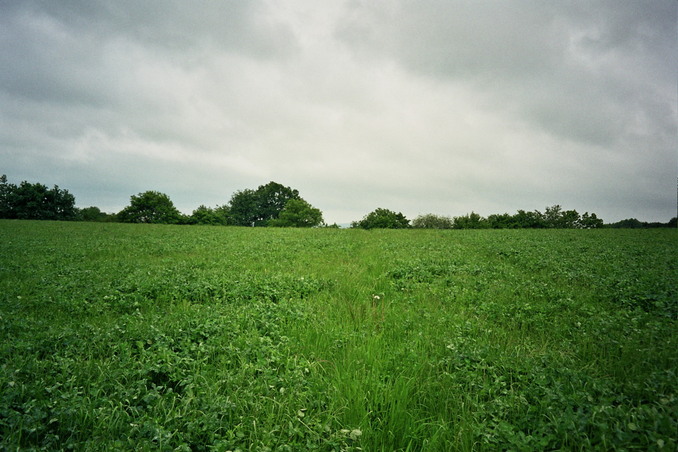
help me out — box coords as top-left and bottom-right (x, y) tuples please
(0, 221), (675, 451)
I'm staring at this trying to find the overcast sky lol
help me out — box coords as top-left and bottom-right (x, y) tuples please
(1, 1), (676, 224)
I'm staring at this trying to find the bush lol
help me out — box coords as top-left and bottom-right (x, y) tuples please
(188, 205), (229, 225)
(412, 214), (453, 229)
(352, 208), (410, 229)
(268, 199), (324, 228)
(118, 191), (182, 224)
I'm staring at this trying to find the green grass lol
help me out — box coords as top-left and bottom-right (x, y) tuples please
(0, 221), (676, 451)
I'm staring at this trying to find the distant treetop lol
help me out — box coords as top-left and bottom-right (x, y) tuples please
(117, 191), (182, 224)
(351, 208), (410, 229)
(411, 206), (605, 229)
(3, 174), (675, 228)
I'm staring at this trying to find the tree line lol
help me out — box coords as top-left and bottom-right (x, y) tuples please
(0, 176), (325, 227)
(1, 175), (676, 228)
(352, 206), (607, 229)
(352, 206), (676, 229)
(117, 181), (325, 227)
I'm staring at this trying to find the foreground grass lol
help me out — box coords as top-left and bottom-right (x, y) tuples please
(0, 221), (675, 451)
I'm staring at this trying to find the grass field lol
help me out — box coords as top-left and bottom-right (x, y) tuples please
(0, 221), (676, 451)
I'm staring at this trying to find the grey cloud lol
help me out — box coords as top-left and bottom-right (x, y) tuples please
(0, 0), (298, 109)
(337, 1), (565, 79)
(337, 0), (676, 146)
(338, 1), (676, 85)
(3, 0), (298, 57)
(0, 0), (675, 223)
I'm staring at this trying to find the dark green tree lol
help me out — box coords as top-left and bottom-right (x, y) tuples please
(117, 191), (181, 224)
(578, 212), (604, 229)
(607, 217), (674, 228)
(189, 205), (229, 225)
(352, 208), (410, 229)
(78, 206), (110, 222)
(412, 213), (453, 229)
(542, 205), (563, 228)
(559, 209), (581, 228)
(512, 209), (545, 228)
(453, 212), (488, 229)
(539, 205), (580, 228)
(268, 199), (323, 227)
(227, 182), (304, 227)
(608, 218), (644, 229)
(254, 181), (301, 226)
(0, 175), (77, 220)
(486, 213), (515, 229)
(0, 175), (15, 218)
(227, 189), (260, 226)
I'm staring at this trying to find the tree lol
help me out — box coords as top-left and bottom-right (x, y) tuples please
(578, 212), (603, 229)
(79, 206), (110, 222)
(608, 218), (644, 229)
(227, 189), (259, 226)
(117, 191), (181, 224)
(512, 209), (545, 228)
(0, 175), (77, 220)
(607, 217), (673, 228)
(352, 208), (410, 229)
(0, 175), (15, 218)
(453, 212), (488, 229)
(559, 209), (581, 229)
(269, 199), (323, 227)
(227, 182), (305, 227)
(412, 214), (454, 229)
(253, 181), (301, 226)
(486, 213), (515, 229)
(189, 205), (229, 225)
(539, 205), (580, 228)
(541, 205), (563, 228)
